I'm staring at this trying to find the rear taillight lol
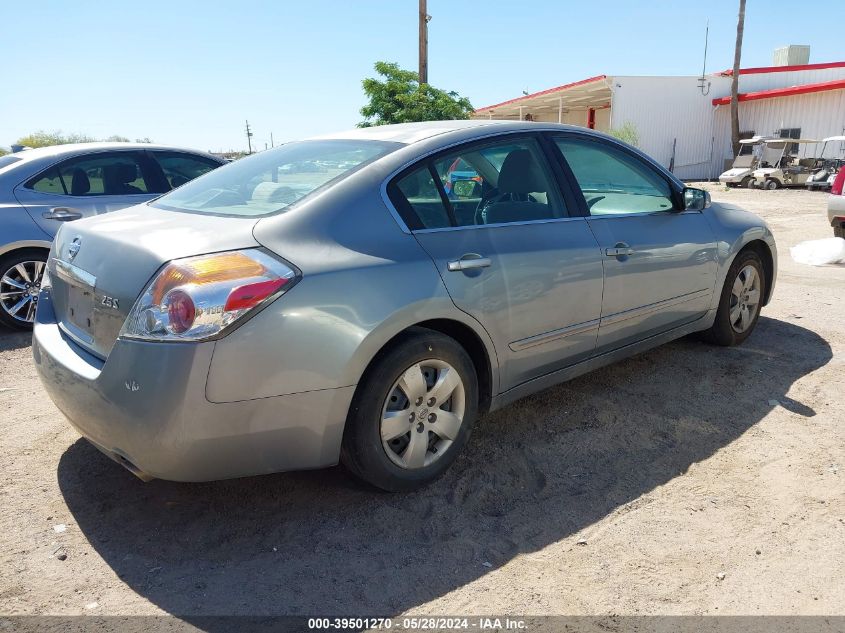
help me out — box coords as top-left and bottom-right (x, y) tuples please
(121, 249), (298, 341)
(832, 169), (845, 196)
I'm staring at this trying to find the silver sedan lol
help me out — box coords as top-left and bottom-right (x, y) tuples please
(33, 121), (776, 491)
(0, 142), (224, 329)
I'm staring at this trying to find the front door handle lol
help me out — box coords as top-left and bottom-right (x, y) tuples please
(43, 207), (83, 221)
(605, 242), (635, 258)
(447, 254), (492, 272)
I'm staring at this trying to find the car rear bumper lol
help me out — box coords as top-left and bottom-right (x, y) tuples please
(32, 291), (354, 482)
(828, 194), (845, 226)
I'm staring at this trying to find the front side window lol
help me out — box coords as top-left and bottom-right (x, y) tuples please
(26, 152), (150, 196)
(554, 137), (675, 216)
(152, 151), (222, 190)
(152, 140), (398, 217)
(390, 137), (566, 229)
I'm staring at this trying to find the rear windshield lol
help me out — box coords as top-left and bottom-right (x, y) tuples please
(152, 139), (400, 217)
(0, 155), (23, 170)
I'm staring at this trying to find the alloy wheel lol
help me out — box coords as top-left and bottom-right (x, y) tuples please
(0, 260), (45, 324)
(729, 264), (761, 333)
(380, 359), (466, 469)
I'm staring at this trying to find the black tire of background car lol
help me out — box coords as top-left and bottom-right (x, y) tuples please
(0, 249), (49, 331)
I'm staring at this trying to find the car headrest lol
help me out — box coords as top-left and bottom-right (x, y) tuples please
(70, 168), (90, 196)
(115, 163), (138, 183)
(497, 149), (547, 194)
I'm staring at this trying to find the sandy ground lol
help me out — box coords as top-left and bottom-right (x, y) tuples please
(0, 185), (843, 621)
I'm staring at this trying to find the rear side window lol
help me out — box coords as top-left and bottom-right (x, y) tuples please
(151, 151), (221, 190)
(554, 137), (675, 216)
(389, 136), (566, 230)
(27, 167), (66, 194)
(25, 152), (150, 196)
(393, 168), (451, 229)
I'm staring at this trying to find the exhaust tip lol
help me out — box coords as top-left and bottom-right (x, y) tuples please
(113, 453), (155, 482)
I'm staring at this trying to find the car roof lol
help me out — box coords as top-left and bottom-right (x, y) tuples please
(6, 142), (218, 163)
(308, 119), (536, 144)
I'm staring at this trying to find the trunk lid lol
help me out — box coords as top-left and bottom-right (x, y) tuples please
(48, 204), (260, 358)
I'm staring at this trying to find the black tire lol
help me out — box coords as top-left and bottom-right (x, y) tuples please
(740, 176), (752, 188)
(701, 249), (766, 347)
(0, 249), (49, 330)
(765, 179), (779, 190)
(834, 223), (844, 239)
(341, 328), (479, 492)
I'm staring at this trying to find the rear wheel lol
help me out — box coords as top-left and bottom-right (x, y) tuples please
(0, 250), (48, 330)
(834, 223), (844, 239)
(740, 176), (752, 188)
(701, 250), (765, 346)
(341, 328), (478, 492)
(765, 179), (780, 190)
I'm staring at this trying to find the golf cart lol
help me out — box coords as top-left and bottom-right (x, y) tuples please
(806, 136), (845, 191)
(750, 138), (821, 189)
(719, 135), (777, 188)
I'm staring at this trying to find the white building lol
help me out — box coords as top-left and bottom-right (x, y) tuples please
(472, 58), (845, 180)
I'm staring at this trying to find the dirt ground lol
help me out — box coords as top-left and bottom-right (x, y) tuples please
(1, 184), (843, 621)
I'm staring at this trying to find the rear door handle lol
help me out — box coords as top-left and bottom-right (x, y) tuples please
(447, 254), (492, 272)
(43, 207), (83, 221)
(605, 242), (635, 257)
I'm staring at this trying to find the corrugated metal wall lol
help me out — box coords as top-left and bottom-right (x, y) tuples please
(711, 89), (845, 176)
(737, 66), (845, 92)
(611, 68), (845, 180)
(610, 76), (730, 180)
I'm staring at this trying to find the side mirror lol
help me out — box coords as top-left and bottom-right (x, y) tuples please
(683, 187), (711, 211)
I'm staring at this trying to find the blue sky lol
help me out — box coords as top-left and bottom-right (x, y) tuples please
(2, 1), (842, 152)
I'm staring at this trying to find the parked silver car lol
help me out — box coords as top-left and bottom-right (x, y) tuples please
(0, 143), (224, 329)
(33, 121), (777, 491)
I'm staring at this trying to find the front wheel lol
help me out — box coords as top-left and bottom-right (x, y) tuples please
(701, 250), (765, 346)
(341, 328), (478, 492)
(0, 250), (48, 330)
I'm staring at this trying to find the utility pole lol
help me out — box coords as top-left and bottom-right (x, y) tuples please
(245, 120), (253, 154)
(730, 0), (746, 157)
(270, 132), (274, 148)
(418, 0), (429, 85)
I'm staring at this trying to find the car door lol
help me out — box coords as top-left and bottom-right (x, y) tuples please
(552, 134), (718, 353)
(388, 134), (604, 391)
(13, 150), (158, 237)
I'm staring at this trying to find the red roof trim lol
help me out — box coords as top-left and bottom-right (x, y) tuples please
(474, 75), (607, 112)
(711, 79), (845, 105)
(718, 60), (845, 76)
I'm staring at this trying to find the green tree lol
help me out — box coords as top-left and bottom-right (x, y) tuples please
(0, 147), (8, 157)
(14, 130), (143, 148)
(609, 121), (640, 148)
(358, 61), (474, 127)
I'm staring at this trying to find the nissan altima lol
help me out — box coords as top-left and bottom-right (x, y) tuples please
(33, 121), (776, 491)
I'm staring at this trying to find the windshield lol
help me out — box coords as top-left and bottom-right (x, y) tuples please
(152, 139), (400, 217)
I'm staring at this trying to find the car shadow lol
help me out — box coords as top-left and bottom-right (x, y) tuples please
(0, 325), (32, 352)
(57, 316), (830, 624)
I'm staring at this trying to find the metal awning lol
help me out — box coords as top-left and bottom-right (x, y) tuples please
(472, 75), (612, 121)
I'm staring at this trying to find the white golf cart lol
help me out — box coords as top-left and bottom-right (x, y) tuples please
(806, 136), (845, 191)
(719, 136), (777, 188)
(750, 138), (821, 189)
